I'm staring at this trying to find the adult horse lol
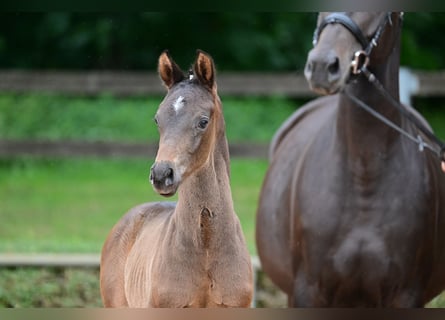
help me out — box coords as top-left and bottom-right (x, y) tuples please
(256, 12), (445, 307)
(100, 50), (253, 307)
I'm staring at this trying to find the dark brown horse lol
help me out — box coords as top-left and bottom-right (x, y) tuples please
(100, 50), (253, 307)
(256, 12), (445, 307)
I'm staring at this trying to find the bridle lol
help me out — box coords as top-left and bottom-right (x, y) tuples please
(313, 12), (392, 75)
(313, 12), (445, 165)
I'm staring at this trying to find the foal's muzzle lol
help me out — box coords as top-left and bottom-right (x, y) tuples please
(149, 161), (178, 197)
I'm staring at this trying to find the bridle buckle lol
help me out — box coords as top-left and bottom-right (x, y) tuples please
(351, 50), (370, 75)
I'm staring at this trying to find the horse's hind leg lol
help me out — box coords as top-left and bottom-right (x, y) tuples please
(289, 271), (318, 307)
(392, 288), (424, 307)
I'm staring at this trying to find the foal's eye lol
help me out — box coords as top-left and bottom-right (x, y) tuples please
(153, 117), (159, 126)
(197, 117), (209, 130)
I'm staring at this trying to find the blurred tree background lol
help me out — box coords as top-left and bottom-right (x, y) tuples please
(0, 12), (444, 72)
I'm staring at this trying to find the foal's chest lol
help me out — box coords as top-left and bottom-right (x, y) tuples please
(148, 256), (252, 307)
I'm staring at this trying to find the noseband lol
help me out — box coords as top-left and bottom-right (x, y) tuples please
(313, 12), (445, 165)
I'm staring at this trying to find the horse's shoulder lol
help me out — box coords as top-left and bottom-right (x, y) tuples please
(102, 202), (175, 258)
(269, 95), (337, 159)
(128, 202), (176, 223)
(100, 202), (175, 307)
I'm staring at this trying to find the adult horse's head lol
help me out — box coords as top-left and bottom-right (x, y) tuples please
(304, 12), (402, 95)
(149, 50), (221, 197)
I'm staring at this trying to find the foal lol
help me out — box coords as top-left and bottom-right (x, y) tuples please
(100, 50), (253, 307)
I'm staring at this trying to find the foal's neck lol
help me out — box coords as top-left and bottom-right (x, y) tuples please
(174, 117), (235, 248)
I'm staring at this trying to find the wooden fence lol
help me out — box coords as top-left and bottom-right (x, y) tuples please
(1, 68), (445, 159)
(0, 139), (269, 159)
(0, 70), (310, 97)
(1, 68), (445, 99)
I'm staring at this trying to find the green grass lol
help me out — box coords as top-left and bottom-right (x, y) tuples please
(0, 156), (268, 307)
(0, 93), (292, 255)
(0, 157), (267, 255)
(0, 93), (300, 143)
(0, 268), (102, 307)
(1, 93), (444, 255)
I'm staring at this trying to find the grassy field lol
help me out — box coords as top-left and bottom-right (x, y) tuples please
(0, 267), (102, 307)
(0, 92), (274, 307)
(0, 93), (298, 255)
(0, 93), (300, 143)
(0, 157), (267, 255)
(1, 93), (444, 254)
(1, 93), (445, 307)
(0, 156), (268, 308)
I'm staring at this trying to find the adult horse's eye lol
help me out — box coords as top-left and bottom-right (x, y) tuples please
(198, 117), (209, 130)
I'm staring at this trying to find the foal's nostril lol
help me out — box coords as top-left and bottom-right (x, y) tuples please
(164, 168), (174, 187)
(328, 57), (340, 75)
(150, 162), (175, 188)
(149, 167), (154, 184)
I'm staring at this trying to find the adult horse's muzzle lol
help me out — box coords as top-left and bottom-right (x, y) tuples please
(149, 161), (178, 197)
(304, 48), (346, 96)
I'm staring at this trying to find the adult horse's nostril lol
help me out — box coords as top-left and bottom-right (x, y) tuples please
(305, 61), (313, 74)
(328, 57), (340, 76)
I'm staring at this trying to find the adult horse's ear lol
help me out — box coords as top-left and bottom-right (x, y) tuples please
(193, 50), (216, 92)
(158, 50), (185, 89)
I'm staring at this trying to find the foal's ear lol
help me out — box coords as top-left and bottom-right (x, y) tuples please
(193, 50), (216, 92)
(158, 50), (185, 89)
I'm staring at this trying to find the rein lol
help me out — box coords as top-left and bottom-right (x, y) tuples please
(347, 67), (445, 162)
(316, 12), (445, 164)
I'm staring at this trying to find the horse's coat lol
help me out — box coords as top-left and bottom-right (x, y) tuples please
(256, 12), (445, 307)
(100, 50), (253, 308)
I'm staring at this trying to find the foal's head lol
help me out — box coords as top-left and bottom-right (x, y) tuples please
(305, 12), (403, 95)
(149, 50), (222, 197)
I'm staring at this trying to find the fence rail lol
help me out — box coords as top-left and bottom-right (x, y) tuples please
(0, 253), (100, 268)
(1, 68), (444, 159)
(0, 253), (260, 270)
(1, 68), (445, 100)
(0, 139), (269, 159)
(0, 70), (311, 97)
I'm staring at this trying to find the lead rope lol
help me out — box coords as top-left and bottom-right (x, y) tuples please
(345, 66), (445, 168)
(346, 12), (445, 168)
(344, 89), (440, 156)
(368, 66), (444, 160)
